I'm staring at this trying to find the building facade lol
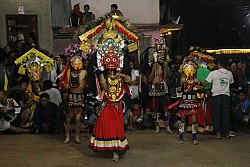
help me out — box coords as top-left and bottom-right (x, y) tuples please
(0, 0), (53, 53)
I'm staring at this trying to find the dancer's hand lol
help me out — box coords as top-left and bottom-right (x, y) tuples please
(116, 72), (125, 78)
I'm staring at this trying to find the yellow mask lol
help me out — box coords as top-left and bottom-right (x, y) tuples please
(71, 60), (83, 71)
(183, 64), (196, 78)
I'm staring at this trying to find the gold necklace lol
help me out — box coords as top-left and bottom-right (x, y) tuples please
(186, 78), (194, 84)
(108, 77), (119, 86)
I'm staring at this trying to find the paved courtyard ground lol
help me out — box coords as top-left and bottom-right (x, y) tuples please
(1, 129), (250, 167)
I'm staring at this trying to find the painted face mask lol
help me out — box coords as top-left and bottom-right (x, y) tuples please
(71, 56), (83, 71)
(183, 64), (196, 78)
(103, 52), (120, 70)
(97, 39), (124, 71)
(157, 51), (166, 63)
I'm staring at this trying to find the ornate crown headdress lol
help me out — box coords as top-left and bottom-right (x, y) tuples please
(70, 55), (82, 62)
(154, 37), (167, 51)
(183, 62), (197, 70)
(64, 44), (81, 57)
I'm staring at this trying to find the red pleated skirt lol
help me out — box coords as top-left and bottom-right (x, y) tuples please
(89, 98), (129, 155)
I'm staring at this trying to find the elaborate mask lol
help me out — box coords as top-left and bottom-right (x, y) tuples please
(183, 63), (196, 78)
(157, 51), (166, 63)
(71, 55), (83, 71)
(97, 39), (124, 71)
(103, 52), (120, 70)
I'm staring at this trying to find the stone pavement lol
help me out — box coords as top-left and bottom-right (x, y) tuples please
(1, 129), (250, 167)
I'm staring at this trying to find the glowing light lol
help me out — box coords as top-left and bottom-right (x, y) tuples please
(206, 49), (250, 54)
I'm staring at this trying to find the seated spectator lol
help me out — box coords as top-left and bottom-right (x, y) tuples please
(70, 3), (82, 27)
(231, 90), (250, 134)
(84, 92), (97, 126)
(40, 80), (62, 106)
(32, 93), (64, 133)
(143, 107), (155, 129)
(0, 90), (29, 134)
(82, 4), (95, 25)
(0, 89), (21, 126)
(127, 99), (144, 131)
(7, 78), (32, 127)
(0, 119), (29, 134)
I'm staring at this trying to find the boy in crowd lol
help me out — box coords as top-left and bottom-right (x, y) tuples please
(231, 90), (250, 134)
(127, 99), (144, 131)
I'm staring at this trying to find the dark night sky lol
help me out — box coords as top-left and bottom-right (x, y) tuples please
(179, 0), (250, 49)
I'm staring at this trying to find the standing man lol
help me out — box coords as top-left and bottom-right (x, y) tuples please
(82, 4), (95, 25)
(110, 4), (123, 17)
(148, 37), (172, 134)
(60, 51), (87, 144)
(202, 58), (234, 139)
(70, 3), (82, 27)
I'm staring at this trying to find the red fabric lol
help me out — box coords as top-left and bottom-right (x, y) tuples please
(196, 99), (212, 127)
(90, 97), (128, 153)
(133, 108), (141, 116)
(71, 8), (82, 17)
(71, 8), (83, 25)
(124, 83), (131, 96)
(89, 145), (129, 151)
(151, 97), (156, 109)
(177, 108), (197, 118)
(59, 60), (70, 90)
(92, 97), (125, 138)
(168, 99), (181, 109)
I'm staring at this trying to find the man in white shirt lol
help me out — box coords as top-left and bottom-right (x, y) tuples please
(202, 58), (234, 139)
(40, 80), (62, 106)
